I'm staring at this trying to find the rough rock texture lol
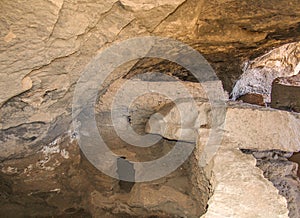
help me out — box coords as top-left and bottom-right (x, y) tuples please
(202, 148), (289, 218)
(147, 101), (300, 152)
(146, 100), (300, 217)
(237, 93), (265, 106)
(231, 42), (300, 103)
(1, 0), (300, 163)
(0, 132), (208, 217)
(1, 0), (300, 217)
(290, 152), (300, 178)
(95, 76), (211, 216)
(242, 150), (300, 218)
(271, 73), (300, 112)
(0, 135), (92, 217)
(146, 100), (212, 143)
(223, 103), (300, 152)
(1, 76), (212, 217)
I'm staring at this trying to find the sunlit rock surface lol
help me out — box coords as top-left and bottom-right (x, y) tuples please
(245, 150), (300, 218)
(147, 101), (300, 152)
(202, 148), (289, 218)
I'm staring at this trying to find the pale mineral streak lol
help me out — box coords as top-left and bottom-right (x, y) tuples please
(231, 42), (300, 103)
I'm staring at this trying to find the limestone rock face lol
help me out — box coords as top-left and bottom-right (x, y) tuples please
(250, 150), (300, 218)
(145, 100), (212, 143)
(202, 148), (289, 218)
(146, 100), (300, 217)
(0, 132), (208, 217)
(1, 0), (300, 217)
(1, 0), (300, 162)
(231, 42), (300, 102)
(223, 103), (300, 152)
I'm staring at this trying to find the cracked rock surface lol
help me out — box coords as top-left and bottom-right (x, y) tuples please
(146, 100), (300, 218)
(231, 42), (300, 103)
(243, 150), (300, 218)
(1, 0), (300, 160)
(1, 0), (300, 217)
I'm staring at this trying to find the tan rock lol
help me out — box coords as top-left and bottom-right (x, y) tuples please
(253, 151), (300, 218)
(1, 0), (300, 161)
(202, 148), (289, 218)
(129, 184), (199, 217)
(147, 101), (300, 152)
(223, 103), (300, 152)
(145, 100), (212, 143)
(3, 30), (16, 43)
(146, 100), (300, 217)
(1, 0), (300, 217)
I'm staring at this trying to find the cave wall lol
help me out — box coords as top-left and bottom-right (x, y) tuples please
(1, 0), (300, 161)
(1, 0), (300, 217)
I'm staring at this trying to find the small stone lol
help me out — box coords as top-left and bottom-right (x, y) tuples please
(237, 93), (265, 106)
(3, 30), (16, 43)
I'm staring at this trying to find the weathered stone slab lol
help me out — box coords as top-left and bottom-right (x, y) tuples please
(251, 150), (300, 218)
(146, 100), (300, 217)
(202, 148), (289, 218)
(224, 103), (300, 152)
(271, 74), (300, 112)
(146, 101), (300, 152)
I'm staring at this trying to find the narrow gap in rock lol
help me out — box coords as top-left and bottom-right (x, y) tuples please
(123, 58), (199, 82)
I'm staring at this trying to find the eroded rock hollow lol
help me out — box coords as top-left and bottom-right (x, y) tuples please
(1, 0), (300, 217)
